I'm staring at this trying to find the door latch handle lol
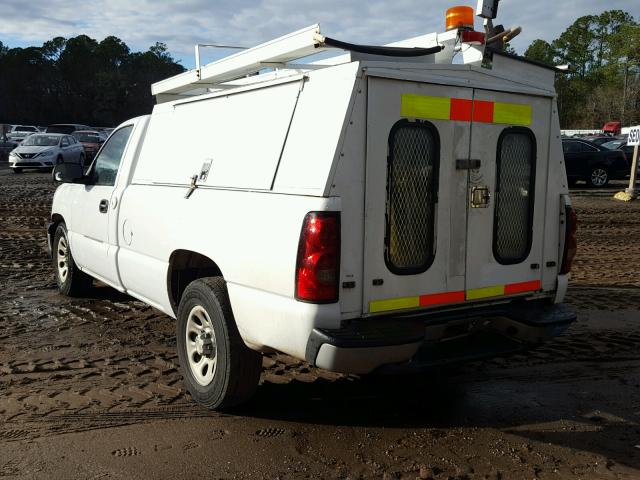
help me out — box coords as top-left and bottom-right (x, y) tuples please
(99, 199), (109, 213)
(470, 186), (491, 208)
(456, 159), (481, 170)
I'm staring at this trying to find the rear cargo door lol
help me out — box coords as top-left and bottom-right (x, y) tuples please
(363, 78), (473, 315)
(464, 90), (551, 300)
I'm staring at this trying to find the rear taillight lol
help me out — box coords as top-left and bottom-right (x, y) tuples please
(295, 212), (340, 303)
(560, 206), (578, 274)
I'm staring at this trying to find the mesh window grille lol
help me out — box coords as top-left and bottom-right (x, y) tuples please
(493, 129), (536, 264)
(385, 121), (439, 274)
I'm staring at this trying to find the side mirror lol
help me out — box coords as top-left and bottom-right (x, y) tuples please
(53, 163), (85, 183)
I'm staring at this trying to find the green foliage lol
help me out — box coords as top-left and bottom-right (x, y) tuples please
(524, 10), (640, 128)
(524, 40), (554, 64)
(0, 35), (184, 126)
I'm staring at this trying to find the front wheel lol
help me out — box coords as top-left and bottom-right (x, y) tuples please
(587, 167), (609, 187)
(12, 168), (22, 174)
(176, 277), (262, 410)
(52, 224), (93, 296)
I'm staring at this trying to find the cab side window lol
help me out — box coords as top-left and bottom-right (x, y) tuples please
(90, 126), (133, 186)
(61, 137), (70, 147)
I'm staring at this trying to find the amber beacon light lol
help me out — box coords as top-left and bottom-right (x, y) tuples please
(445, 6), (475, 31)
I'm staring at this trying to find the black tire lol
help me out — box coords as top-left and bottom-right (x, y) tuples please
(176, 277), (262, 410)
(52, 223), (92, 296)
(586, 166), (609, 187)
(12, 168), (22, 174)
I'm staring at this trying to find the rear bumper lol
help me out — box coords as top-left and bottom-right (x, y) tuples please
(305, 300), (576, 374)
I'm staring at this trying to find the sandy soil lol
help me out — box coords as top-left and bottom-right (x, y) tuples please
(1, 168), (639, 479)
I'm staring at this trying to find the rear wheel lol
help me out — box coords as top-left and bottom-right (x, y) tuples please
(52, 223), (92, 296)
(12, 168), (22, 174)
(176, 277), (262, 410)
(587, 167), (609, 187)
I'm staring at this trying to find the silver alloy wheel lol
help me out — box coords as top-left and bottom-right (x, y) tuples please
(185, 305), (217, 386)
(57, 235), (69, 282)
(591, 168), (608, 186)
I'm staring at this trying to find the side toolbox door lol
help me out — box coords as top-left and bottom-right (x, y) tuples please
(464, 90), (552, 300)
(68, 124), (135, 288)
(363, 77), (473, 315)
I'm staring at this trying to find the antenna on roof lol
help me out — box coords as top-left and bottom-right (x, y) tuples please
(476, 0), (500, 19)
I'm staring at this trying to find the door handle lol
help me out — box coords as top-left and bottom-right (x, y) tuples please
(470, 186), (491, 208)
(99, 199), (109, 213)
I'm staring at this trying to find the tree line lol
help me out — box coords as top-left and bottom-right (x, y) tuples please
(1, 10), (638, 129)
(0, 36), (184, 127)
(524, 10), (640, 129)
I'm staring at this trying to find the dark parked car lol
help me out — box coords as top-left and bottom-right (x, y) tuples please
(582, 135), (616, 146)
(45, 123), (92, 134)
(601, 139), (635, 159)
(562, 138), (629, 187)
(602, 139), (639, 177)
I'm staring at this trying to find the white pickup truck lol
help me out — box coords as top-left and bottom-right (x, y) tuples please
(49, 15), (577, 410)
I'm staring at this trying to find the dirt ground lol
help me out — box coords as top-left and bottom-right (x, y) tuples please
(1, 167), (639, 480)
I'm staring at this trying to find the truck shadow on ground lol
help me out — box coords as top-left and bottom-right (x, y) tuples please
(235, 362), (640, 470)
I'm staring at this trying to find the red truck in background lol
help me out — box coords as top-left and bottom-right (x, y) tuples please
(603, 121), (622, 136)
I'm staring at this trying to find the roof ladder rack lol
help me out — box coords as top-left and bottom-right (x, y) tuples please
(151, 24), (328, 100)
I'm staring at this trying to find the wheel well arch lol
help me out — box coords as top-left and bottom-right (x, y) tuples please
(167, 250), (223, 315)
(49, 213), (65, 248)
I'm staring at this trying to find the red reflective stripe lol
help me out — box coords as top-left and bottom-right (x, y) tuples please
(504, 280), (541, 295)
(472, 100), (494, 123)
(419, 291), (466, 307)
(450, 98), (473, 122)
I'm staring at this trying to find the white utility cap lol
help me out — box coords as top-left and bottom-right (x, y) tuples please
(476, 0), (500, 19)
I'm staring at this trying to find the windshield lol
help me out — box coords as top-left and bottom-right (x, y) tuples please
(73, 132), (102, 143)
(601, 141), (624, 150)
(15, 126), (37, 132)
(22, 135), (60, 147)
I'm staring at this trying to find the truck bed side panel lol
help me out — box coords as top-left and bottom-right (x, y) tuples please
(117, 185), (342, 357)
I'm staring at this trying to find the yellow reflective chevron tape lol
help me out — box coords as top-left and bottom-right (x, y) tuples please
(493, 102), (532, 126)
(466, 285), (505, 300)
(369, 296), (420, 313)
(400, 94), (532, 126)
(368, 281), (540, 313)
(401, 94), (451, 121)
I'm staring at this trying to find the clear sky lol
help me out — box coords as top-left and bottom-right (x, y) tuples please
(1, 0), (638, 68)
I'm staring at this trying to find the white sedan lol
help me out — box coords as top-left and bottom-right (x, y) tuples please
(8, 133), (85, 173)
(7, 125), (39, 143)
